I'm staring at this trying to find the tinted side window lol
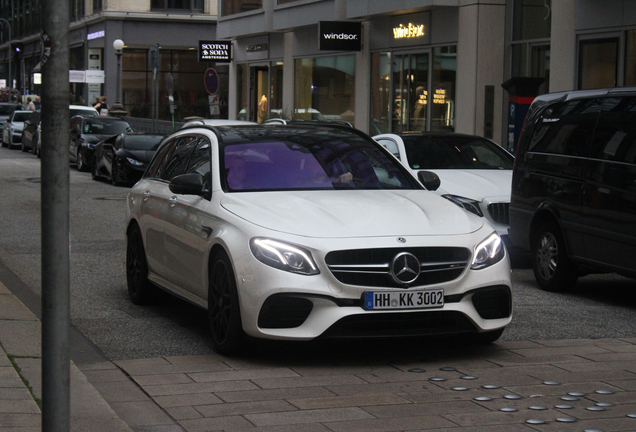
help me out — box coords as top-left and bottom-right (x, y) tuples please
(160, 136), (197, 181)
(590, 96), (636, 164)
(185, 137), (212, 196)
(145, 139), (176, 179)
(529, 98), (603, 157)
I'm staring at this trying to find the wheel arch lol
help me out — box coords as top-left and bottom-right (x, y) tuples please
(529, 203), (561, 246)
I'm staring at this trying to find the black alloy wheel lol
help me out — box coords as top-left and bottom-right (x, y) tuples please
(76, 149), (87, 171)
(532, 220), (578, 292)
(208, 252), (245, 355)
(126, 224), (154, 304)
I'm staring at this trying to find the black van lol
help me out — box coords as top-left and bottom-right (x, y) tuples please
(509, 87), (636, 292)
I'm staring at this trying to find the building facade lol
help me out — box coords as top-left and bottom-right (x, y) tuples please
(2, 0), (636, 143)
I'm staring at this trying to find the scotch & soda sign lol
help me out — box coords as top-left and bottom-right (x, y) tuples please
(198, 40), (232, 63)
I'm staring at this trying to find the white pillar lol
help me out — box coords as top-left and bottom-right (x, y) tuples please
(456, 1), (506, 143)
(282, 32), (294, 119)
(549, 0), (577, 92)
(354, 21), (370, 133)
(228, 41), (237, 120)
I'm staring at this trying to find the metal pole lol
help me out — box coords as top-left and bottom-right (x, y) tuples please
(115, 50), (122, 106)
(41, 0), (71, 429)
(0, 18), (11, 99)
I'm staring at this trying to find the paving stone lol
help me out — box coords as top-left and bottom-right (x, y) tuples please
(0, 296), (38, 321)
(216, 386), (336, 403)
(0, 366), (27, 388)
(0, 413), (41, 428)
(91, 380), (151, 403)
(219, 424), (332, 432)
(119, 361), (231, 377)
(253, 374), (368, 390)
(109, 401), (174, 427)
(327, 381), (447, 397)
(195, 399), (296, 418)
(143, 380), (260, 397)
(0, 321), (41, 357)
(289, 393), (410, 410)
(133, 373), (195, 386)
(164, 406), (202, 420)
(188, 367), (300, 383)
(289, 364), (399, 377)
(81, 368), (132, 383)
(153, 392), (223, 409)
(0, 399), (40, 414)
(245, 407), (374, 426)
(323, 414), (457, 432)
(362, 400), (488, 418)
(0, 387), (33, 400)
(510, 345), (612, 358)
(556, 359), (636, 373)
(177, 415), (255, 432)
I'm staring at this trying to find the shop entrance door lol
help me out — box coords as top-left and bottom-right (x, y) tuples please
(250, 66), (269, 123)
(391, 53), (429, 133)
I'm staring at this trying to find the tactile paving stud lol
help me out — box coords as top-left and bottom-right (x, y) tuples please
(499, 407), (518, 412)
(561, 396), (579, 401)
(596, 402), (614, 407)
(586, 406), (606, 411)
(568, 392), (586, 397)
(451, 386), (469, 391)
(429, 377), (446, 382)
(526, 419), (546, 425)
(409, 368), (425, 373)
(555, 404), (574, 409)
(473, 396), (492, 401)
(461, 375), (478, 380)
(556, 417), (577, 423)
(440, 367), (457, 371)
(627, 413), (636, 418)
(504, 394), (522, 400)
(482, 384), (500, 389)
(529, 406), (548, 410)
(584, 429), (605, 432)
(543, 381), (560, 385)
(595, 389), (614, 395)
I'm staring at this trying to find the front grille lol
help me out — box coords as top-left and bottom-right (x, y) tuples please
(320, 311), (477, 338)
(488, 202), (510, 225)
(325, 247), (470, 288)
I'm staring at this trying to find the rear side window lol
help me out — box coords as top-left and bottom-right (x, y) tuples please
(590, 96), (636, 164)
(159, 136), (197, 181)
(185, 137), (212, 196)
(145, 139), (176, 179)
(529, 98), (603, 157)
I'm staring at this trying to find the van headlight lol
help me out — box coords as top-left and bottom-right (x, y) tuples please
(250, 238), (320, 275)
(471, 233), (505, 270)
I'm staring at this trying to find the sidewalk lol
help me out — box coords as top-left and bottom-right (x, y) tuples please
(2, 277), (636, 431)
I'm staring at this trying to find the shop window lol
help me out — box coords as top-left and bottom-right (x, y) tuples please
(93, 0), (102, 12)
(151, 0), (204, 12)
(221, 0), (262, 16)
(513, 0), (551, 41)
(431, 46), (456, 133)
(270, 61), (283, 115)
(237, 64), (248, 120)
(370, 52), (391, 134)
(294, 55), (356, 125)
(578, 38), (618, 90)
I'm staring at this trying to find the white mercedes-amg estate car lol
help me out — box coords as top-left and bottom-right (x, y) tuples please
(125, 123), (512, 354)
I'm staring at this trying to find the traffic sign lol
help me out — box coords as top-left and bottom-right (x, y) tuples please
(204, 68), (219, 95)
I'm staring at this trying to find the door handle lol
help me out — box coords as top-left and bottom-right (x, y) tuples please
(142, 191), (150, 201)
(168, 196), (178, 207)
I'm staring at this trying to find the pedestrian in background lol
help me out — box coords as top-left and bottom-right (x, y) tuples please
(26, 97), (36, 111)
(34, 96), (41, 110)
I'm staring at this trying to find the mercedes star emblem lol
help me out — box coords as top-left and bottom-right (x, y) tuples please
(390, 252), (421, 284)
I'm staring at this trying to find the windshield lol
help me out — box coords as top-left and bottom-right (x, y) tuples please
(84, 118), (133, 135)
(124, 135), (164, 150)
(70, 108), (98, 118)
(402, 135), (514, 170)
(221, 127), (422, 192)
(12, 112), (31, 122)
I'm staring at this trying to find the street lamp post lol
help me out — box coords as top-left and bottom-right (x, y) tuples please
(111, 38), (126, 115)
(0, 18), (12, 100)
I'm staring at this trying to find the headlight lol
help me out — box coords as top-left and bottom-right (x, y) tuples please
(126, 157), (144, 166)
(471, 233), (505, 270)
(442, 195), (483, 217)
(250, 238), (320, 275)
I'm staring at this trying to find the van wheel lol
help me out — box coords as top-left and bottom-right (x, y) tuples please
(532, 221), (578, 292)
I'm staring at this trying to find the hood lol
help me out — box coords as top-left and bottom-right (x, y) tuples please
(120, 149), (156, 164)
(221, 190), (483, 238)
(419, 169), (512, 201)
(11, 122), (25, 131)
(85, 134), (115, 144)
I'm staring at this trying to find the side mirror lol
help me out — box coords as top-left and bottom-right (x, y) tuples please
(417, 170), (441, 191)
(169, 173), (204, 196)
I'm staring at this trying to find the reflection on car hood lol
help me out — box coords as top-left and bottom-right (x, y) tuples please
(86, 134), (115, 144)
(420, 169), (512, 201)
(221, 190), (483, 238)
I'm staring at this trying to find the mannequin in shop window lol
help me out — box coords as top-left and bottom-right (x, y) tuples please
(258, 95), (268, 123)
(413, 86), (427, 131)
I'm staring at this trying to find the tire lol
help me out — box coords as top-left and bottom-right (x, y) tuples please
(91, 162), (99, 181)
(32, 139), (38, 156)
(532, 221), (578, 292)
(126, 224), (155, 305)
(111, 163), (120, 186)
(21, 142), (28, 152)
(208, 251), (245, 355)
(77, 149), (87, 172)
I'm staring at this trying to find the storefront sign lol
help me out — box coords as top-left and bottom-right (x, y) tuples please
(319, 21), (362, 51)
(247, 44), (268, 53)
(85, 70), (105, 84)
(198, 40), (232, 63)
(87, 30), (105, 40)
(393, 23), (425, 39)
(69, 70), (86, 83)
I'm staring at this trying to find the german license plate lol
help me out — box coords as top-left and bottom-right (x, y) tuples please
(364, 289), (444, 310)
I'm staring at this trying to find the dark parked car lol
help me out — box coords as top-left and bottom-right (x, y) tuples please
(92, 132), (165, 186)
(70, 115), (133, 171)
(509, 87), (636, 292)
(21, 110), (40, 154)
(0, 102), (22, 124)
